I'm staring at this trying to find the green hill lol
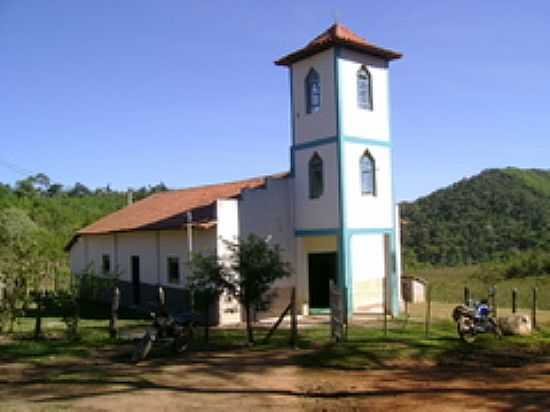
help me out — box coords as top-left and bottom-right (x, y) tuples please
(0, 175), (166, 263)
(400, 168), (550, 266)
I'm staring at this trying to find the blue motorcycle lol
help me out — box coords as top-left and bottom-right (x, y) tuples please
(452, 299), (502, 343)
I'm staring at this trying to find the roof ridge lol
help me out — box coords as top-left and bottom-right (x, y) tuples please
(157, 172), (287, 195)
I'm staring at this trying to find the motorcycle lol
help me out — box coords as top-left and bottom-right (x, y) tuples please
(452, 299), (502, 343)
(132, 310), (200, 362)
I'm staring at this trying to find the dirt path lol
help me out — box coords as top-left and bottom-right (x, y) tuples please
(1, 347), (550, 411)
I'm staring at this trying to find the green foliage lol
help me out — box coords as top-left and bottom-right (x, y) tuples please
(225, 234), (291, 344)
(0, 173), (160, 333)
(401, 168), (550, 266)
(188, 252), (230, 313)
(417, 264), (550, 310)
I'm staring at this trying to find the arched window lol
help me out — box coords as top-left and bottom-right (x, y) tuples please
(357, 66), (373, 110)
(305, 68), (321, 114)
(360, 151), (376, 195)
(309, 152), (324, 199)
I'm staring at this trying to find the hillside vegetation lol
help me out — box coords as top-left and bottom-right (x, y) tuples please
(1, 168), (549, 272)
(401, 168), (550, 266)
(0, 174), (166, 263)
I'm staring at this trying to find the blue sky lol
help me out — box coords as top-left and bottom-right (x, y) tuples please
(1, 1), (548, 201)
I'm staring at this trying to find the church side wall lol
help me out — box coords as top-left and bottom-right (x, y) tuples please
(69, 228), (217, 313)
(238, 177), (295, 318)
(216, 199), (241, 324)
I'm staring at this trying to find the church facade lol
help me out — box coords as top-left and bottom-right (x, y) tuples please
(67, 24), (403, 324)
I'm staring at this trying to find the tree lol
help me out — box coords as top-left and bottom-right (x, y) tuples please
(225, 234), (291, 344)
(68, 182), (91, 197)
(0, 208), (44, 332)
(46, 183), (64, 197)
(188, 252), (230, 342)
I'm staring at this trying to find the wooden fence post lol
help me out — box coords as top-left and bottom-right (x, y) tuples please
(512, 288), (517, 314)
(425, 284), (431, 338)
(383, 233), (391, 337)
(109, 286), (120, 338)
(464, 287), (470, 305)
(490, 286), (497, 318)
(343, 286), (348, 342)
(383, 278), (388, 337)
(34, 291), (45, 340)
(290, 287), (297, 348)
(532, 288), (537, 330)
(158, 286), (167, 315)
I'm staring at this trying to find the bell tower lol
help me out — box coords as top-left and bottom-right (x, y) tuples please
(276, 24), (403, 315)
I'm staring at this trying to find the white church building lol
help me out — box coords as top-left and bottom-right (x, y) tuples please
(67, 23), (403, 324)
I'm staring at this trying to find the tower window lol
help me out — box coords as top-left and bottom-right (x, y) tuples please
(305, 68), (321, 114)
(357, 66), (373, 110)
(360, 151), (376, 195)
(309, 152), (324, 199)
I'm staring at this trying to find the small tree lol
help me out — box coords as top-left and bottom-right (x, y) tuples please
(188, 253), (229, 342)
(225, 234), (291, 344)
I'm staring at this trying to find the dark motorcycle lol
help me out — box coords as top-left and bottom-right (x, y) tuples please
(452, 299), (502, 343)
(132, 311), (200, 362)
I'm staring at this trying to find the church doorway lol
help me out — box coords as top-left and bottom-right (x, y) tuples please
(308, 252), (338, 311)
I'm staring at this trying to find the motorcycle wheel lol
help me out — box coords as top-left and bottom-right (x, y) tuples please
(173, 325), (194, 353)
(132, 331), (154, 362)
(489, 319), (503, 339)
(457, 317), (476, 343)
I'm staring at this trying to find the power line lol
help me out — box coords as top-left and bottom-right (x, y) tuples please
(0, 157), (35, 178)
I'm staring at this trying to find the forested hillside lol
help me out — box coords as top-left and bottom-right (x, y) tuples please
(2, 168), (549, 269)
(0, 174), (167, 262)
(401, 168), (550, 266)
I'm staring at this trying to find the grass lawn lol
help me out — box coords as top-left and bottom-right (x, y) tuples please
(413, 265), (550, 310)
(3, 312), (550, 371)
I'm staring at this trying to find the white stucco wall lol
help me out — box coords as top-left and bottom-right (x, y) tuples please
(343, 142), (393, 229)
(238, 176), (294, 279)
(238, 176), (297, 317)
(350, 233), (385, 311)
(85, 234), (116, 275)
(293, 142), (339, 230)
(69, 228), (217, 288)
(158, 229), (216, 289)
(291, 48), (337, 144)
(217, 198), (240, 262)
(338, 49), (390, 140)
(69, 237), (87, 274)
(216, 199), (241, 324)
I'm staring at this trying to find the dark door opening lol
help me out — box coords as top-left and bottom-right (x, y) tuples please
(308, 252), (338, 309)
(131, 255), (141, 305)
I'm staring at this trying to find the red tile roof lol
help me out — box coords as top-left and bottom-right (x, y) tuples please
(275, 23), (402, 66)
(65, 173), (288, 250)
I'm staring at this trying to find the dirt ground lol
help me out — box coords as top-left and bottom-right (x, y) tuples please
(1, 344), (550, 412)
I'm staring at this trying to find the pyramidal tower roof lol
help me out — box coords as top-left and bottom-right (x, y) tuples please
(275, 23), (402, 66)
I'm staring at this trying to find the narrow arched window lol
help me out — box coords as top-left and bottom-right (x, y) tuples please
(305, 68), (321, 114)
(357, 66), (373, 110)
(309, 152), (324, 199)
(360, 151), (376, 195)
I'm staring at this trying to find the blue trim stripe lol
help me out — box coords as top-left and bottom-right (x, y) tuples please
(291, 135), (337, 152)
(294, 228), (338, 237)
(347, 227), (393, 236)
(343, 135), (392, 147)
(334, 46), (351, 313)
(289, 67), (296, 177)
